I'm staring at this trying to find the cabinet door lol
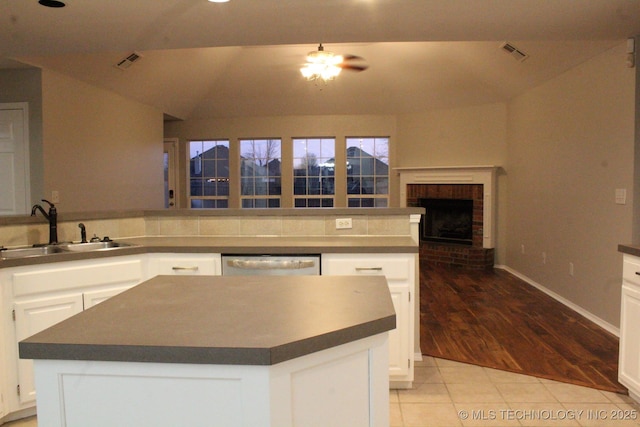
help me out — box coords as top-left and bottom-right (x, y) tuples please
(619, 282), (640, 394)
(388, 285), (410, 378)
(146, 254), (221, 277)
(322, 253), (415, 384)
(14, 294), (83, 404)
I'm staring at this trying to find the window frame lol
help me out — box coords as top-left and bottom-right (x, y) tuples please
(293, 137), (336, 208)
(239, 138), (282, 209)
(346, 136), (390, 208)
(188, 139), (231, 209)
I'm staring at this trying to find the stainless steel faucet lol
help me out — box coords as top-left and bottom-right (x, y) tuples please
(31, 199), (58, 245)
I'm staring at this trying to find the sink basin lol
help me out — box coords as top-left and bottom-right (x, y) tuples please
(0, 245), (66, 259)
(58, 241), (135, 252)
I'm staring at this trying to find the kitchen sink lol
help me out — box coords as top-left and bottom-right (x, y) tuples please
(0, 241), (137, 260)
(0, 245), (67, 259)
(58, 241), (135, 252)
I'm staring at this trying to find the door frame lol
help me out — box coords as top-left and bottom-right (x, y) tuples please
(0, 102), (30, 215)
(163, 138), (179, 209)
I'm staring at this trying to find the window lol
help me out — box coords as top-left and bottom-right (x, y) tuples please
(240, 139), (281, 208)
(189, 140), (230, 208)
(186, 136), (390, 209)
(346, 137), (389, 207)
(293, 138), (335, 207)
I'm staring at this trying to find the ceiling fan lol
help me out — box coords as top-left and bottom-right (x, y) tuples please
(300, 44), (368, 82)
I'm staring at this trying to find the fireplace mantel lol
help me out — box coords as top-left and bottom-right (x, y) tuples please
(396, 166), (497, 249)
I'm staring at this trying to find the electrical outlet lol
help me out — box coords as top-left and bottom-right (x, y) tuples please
(542, 252), (546, 265)
(51, 190), (60, 203)
(569, 262), (574, 276)
(335, 218), (353, 230)
(521, 244), (525, 255)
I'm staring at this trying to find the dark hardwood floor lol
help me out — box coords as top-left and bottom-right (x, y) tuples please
(419, 263), (626, 393)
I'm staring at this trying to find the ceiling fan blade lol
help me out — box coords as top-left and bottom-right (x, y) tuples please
(342, 54), (365, 61)
(340, 64), (369, 72)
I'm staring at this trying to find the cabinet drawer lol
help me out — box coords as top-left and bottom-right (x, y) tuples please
(322, 254), (414, 282)
(623, 255), (640, 287)
(12, 258), (143, 298)
(146, 254), (221, 277)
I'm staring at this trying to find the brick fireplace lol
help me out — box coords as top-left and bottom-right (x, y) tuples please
(398, 166), (497, 269)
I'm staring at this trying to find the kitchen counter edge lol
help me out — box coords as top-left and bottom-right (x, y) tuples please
(619, 244), (640, 257)
(0, 236), (418, 268)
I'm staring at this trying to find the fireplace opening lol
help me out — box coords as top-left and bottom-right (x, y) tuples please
(419, 198), (473, 245)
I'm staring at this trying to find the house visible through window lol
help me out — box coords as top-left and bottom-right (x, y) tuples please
(240, 138), (282, 208)
(346, 137), (389, 207)
(189, 140), (230, 208)
(293, 138), (335, 207)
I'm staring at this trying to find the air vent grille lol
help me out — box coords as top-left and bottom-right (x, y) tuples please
(500, 42), (528, 62)
(115, 52), (142, 70)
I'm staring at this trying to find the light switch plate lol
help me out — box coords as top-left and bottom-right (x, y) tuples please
(616, 188), (627, 205)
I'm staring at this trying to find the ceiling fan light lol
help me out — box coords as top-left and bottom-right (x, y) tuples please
(301, 44), (343, 82)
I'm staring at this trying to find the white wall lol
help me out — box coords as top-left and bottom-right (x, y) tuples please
(505, 42), (635, 327)
(41, 69), (165, 212)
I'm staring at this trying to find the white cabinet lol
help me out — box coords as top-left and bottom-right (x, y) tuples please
(13, 294), (84, 404)
(146, 254), (221, 278)
(619, 254), (640, 402)
(321, 253), (416, 388)
(4, 256), (144, 412)
(83, 287), (132, 309)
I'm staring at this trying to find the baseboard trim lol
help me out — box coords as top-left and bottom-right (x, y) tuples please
(495, 264), (620, 337)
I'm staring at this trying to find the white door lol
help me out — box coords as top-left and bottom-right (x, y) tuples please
(0, 104), (30, 215)
(163, 138), (178, 209)
(14, 294), (84, 404)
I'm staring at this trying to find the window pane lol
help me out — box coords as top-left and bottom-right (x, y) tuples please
(190, 179), (204, 196)
(375, 177), (388, 195)
(240, 139), (281, 208)
(189, 140), (230, 209)
(346, 137), (389, 207)
(203, 180), (217, 196)
(293, 138), (335, 208)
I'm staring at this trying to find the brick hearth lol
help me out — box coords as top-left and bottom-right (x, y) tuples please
(407, 183), (494, 269)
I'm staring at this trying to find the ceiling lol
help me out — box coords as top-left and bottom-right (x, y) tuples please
(1, 1), (639, 120)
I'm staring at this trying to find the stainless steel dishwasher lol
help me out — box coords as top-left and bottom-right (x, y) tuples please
(221, 254), (321, 276)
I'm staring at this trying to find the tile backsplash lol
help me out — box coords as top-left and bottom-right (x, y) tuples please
(1, 211), (420, 248)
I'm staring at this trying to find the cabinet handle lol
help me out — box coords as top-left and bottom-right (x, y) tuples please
(355, 267), (383, 272)
(635, 272), (640, 276)
(172, 266), (199, 271)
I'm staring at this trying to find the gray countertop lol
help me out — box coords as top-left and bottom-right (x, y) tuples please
(619, 244), (640, 257)
(0, 235), (418, 268)
(19, 275), (396, 366)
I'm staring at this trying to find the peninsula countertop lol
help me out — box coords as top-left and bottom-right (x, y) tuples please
(19, 274), (396, 366)
(0, 235), (418, 268)
(619, 244), (640, 257)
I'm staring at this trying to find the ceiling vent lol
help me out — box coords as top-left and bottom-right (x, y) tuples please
(500, 42), (528, 62)
(115, 52), (142, 70)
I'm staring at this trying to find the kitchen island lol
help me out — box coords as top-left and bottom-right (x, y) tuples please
(19, 274), (396, 426)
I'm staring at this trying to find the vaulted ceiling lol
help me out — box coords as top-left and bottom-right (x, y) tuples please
(2, 1), (639, 120)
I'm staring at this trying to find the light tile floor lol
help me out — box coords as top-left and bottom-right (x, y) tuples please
(5, 357), (640, 427)
(392, 357), (640, 427)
